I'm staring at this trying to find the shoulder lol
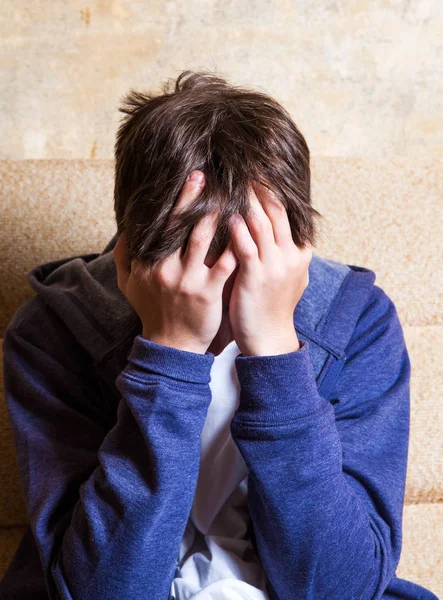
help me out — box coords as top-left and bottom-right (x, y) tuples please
(348, 282), (407, 358)
(4, 294), (44, 334)
(324, 279), (411, 407)
(3, 295), (94, 377)
(301, 253), (378, 357)
(307, 253), (406, 361)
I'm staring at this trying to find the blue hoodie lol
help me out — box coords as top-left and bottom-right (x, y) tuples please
(0, 232), (439, 600)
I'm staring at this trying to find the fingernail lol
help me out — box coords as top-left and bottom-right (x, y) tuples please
(187, 171), (204, 185)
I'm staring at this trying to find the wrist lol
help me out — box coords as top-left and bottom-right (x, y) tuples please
(142, 331), (207, 355)
(241, 333), (301, 357)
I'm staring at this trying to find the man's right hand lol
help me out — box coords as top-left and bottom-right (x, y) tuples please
(112, 170), (239, 354)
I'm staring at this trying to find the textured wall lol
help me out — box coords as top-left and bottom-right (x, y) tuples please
(1, 0), (442, 160)
(1, 3), (442, 596)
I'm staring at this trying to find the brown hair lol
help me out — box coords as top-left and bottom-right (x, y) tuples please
(114, 69), (323, 270)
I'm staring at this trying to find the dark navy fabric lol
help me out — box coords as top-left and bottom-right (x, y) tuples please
(0, 234), (439, 600)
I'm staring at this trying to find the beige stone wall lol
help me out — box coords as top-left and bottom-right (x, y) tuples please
(1, 4), (442, 596)
(1, 0), (442, 159)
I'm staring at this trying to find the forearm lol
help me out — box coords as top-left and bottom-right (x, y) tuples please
(231, 403), (376, 600)
(67, 335), (214, 599)
(4, 327), (214, 600)
(229, 338), (408, 600)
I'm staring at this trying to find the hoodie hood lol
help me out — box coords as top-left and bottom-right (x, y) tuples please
(26, 231), (376, 369)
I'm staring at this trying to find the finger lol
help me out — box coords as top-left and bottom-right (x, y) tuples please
(166, 169), (206, 270)
(251, 180), (293, 249)
(183, 208), (221, 269)
(112, 233), (131, 292)
(175, 170), (206, 214)
(228, 214), (259, 276)
(209, 238), (239, 289)
(244, 184), (275, 262)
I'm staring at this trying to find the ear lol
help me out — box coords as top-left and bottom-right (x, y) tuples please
(113, 233), (131, 290)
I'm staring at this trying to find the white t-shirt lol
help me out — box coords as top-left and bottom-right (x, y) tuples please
(170, 340), (271, 599)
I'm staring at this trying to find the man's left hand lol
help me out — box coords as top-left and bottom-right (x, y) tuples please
(228, 181), (312, 357)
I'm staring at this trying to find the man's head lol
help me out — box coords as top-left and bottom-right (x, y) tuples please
(113, 69), (323, 272)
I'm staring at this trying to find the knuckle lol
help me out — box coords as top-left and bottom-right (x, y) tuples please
(195, 290), (211, 304)
(256, 220), (270, 234)
(179, 282), (210, 304)
(218, 260), (232, 273)
(271, 200), (285, 213)
(188, 234), (206, 249)
(243, 245), (259, 260)
(250, 211), (268, 229)
(154, 267), (172, 286)
(216, 260), (232, 275)
(177, 277), (194, 296)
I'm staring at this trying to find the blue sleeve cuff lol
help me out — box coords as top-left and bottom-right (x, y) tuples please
(233, 339), (326, 424)
(124, 335), (215, 385)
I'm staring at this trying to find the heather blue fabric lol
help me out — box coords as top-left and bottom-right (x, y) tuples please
(0, 232), (439, 600)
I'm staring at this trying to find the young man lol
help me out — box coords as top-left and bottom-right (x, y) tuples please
(0, 71), (438, 600)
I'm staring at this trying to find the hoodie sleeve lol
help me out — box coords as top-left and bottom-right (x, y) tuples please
(229, 284), (418, 600)
(2, 307), (214, 600)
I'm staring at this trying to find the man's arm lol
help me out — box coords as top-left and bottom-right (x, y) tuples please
(3, 307), (213, 600)
(229, 285), (418, 600)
